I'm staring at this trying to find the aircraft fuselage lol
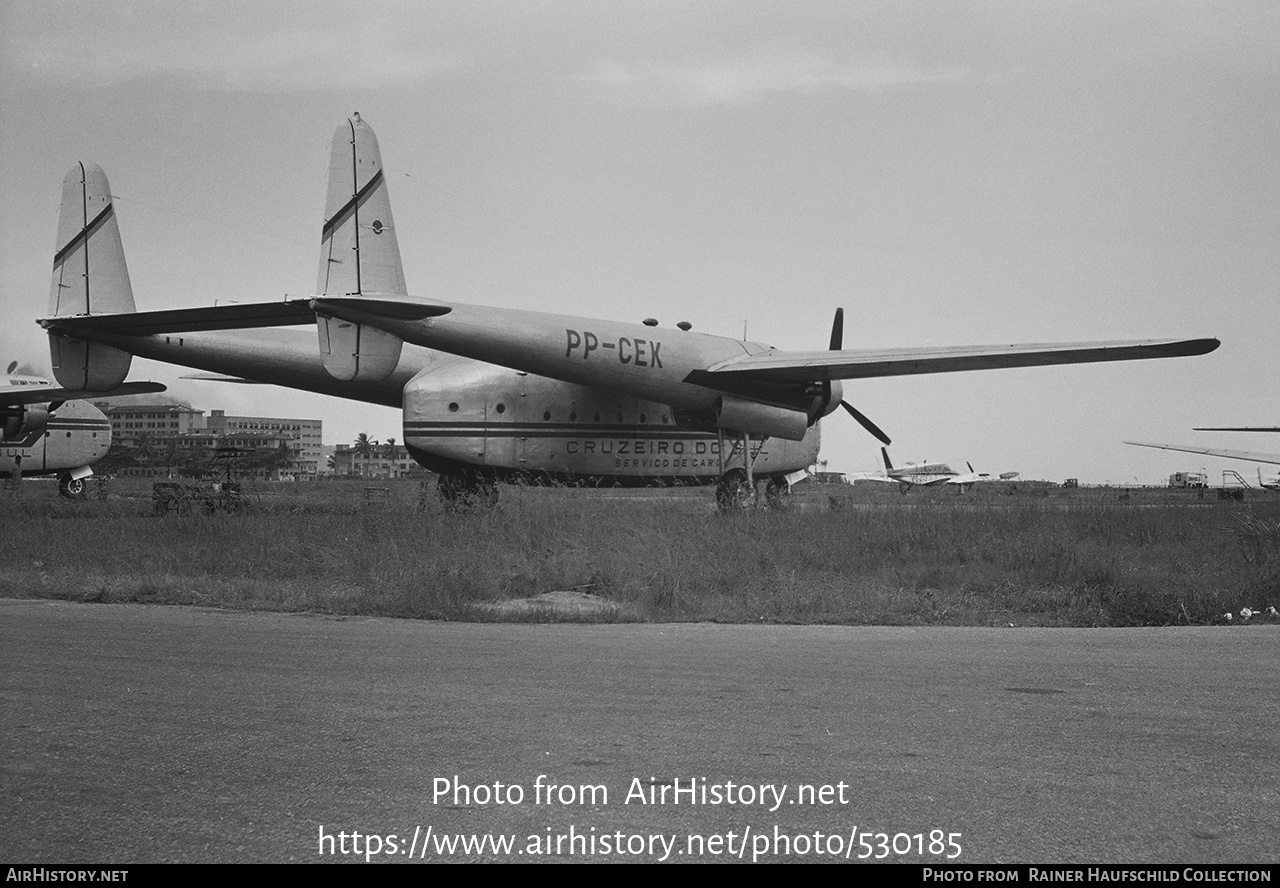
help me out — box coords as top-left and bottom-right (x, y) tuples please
(61, 327), (821, 485)
(313, 300), (824, 417)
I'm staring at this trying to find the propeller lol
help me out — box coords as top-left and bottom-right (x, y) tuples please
(840, 400), (892, 446)
(826, 307), (892, 446)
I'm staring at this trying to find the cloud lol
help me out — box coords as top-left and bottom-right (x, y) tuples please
(584, 51), (968, 106)
(5, 9), (461, 92)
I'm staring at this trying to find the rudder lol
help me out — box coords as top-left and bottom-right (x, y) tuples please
(315, 113), (405, 382)
(316, 112), (408, 297)
(47, 162), (134, 391)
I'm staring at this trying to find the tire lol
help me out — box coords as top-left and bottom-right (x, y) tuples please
(765, 478), (793, 510)
(438, 471), (499, 509)
(58, 474), (86, 499)
(715, 469), (753, 513)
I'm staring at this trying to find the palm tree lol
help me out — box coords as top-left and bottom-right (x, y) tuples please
(381, 437), (398, 459)
(353, 433), (375, 458)
(135, 433), (157, 464)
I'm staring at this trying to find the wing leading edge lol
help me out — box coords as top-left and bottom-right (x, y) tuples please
(694, 338), (1219, 384)
(1124, 441), (1280, 467)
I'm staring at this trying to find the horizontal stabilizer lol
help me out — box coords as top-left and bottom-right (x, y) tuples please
(40, 296), (451, 336)
(1124, 441), (1280, 466)
(311, 296), (452, 321)
(42, 301), (316, 334)
(4, 380), (166, 406)
(693, 338), (1220, 385)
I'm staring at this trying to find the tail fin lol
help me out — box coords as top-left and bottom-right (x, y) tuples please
(317, 112), (408, 297)
(881, 447), (894, 471)
(314, 113), (406, 382)
(47, 163), (134, 390)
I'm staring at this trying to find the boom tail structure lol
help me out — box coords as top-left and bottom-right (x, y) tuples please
(315, 113), (406, 383)
(47, 163), (135, 391)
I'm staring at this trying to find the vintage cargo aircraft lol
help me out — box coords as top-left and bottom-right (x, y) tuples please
(37, 115), (1219, 508)
(2, 361), (163, 496)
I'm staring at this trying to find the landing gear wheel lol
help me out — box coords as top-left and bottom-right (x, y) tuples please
(765, 478), (793, 510)
(715, 468), (753, 513)
(58, 474), (86, 499)
(438, 470), (499, 509)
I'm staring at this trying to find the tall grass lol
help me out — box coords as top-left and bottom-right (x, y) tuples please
(2, 479), (1276, 626)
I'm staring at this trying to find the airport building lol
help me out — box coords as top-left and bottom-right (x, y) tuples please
(94, 401), (324, 479)
(98, 403), (206, 437)
(330, 443), (422, 479)
(204, 410), (324, 477)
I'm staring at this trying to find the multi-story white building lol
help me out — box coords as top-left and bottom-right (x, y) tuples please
(330, 443), (422, 479)
(94, 400), (325, 479)
(205, 410), (324, 477)
(96, 402), (206, 438)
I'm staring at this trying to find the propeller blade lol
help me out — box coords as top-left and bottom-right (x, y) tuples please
(829, 307), (844, 351)
(840, 400), (891, 446)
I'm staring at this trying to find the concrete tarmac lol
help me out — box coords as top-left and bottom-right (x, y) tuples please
(1, 598), (1276, 864)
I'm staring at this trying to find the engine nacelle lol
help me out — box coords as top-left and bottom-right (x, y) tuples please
(1, 403), (49, 442)
(317, 314), (403, 382)
(713, 395), (809, 441)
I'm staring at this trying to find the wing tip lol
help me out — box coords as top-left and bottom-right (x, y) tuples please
(1178, 337), (1220, 357)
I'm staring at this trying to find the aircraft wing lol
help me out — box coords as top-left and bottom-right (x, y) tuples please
(1124, 441), (1280, 466)
(695, 338), (1219, 384)
(1193, 427), (1280, 432)
(4, 380), (166, 406)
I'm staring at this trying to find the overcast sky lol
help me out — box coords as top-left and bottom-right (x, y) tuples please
(2, 1), (1276, 482)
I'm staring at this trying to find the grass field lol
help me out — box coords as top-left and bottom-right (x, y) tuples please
(2, 476), (1277, 626)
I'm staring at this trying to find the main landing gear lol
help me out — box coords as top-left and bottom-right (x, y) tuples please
(714, 470), (794, 513)
(58, 473), (87, 499)
(438, 470), (499, 509)
(713, 431), (793, 513)
(715, 468), (753, 512)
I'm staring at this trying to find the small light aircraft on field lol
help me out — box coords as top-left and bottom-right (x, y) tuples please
(2, 361), (163, 496)
(847, 448), (1016, 493)
(1125, 434), (1280, 491)
(37, 115), (1219, 509)
(946, 463), (1020, 492)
